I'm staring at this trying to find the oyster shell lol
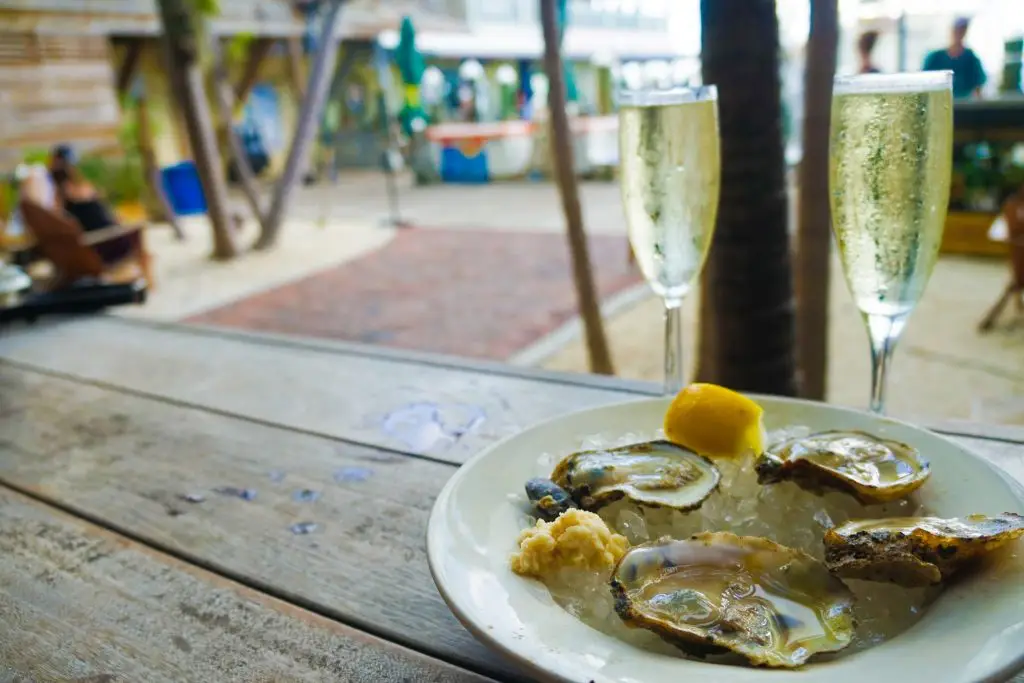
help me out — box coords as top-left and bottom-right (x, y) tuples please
(524, 478), (576, 521)
(551, 440), (719, 511)
(824, 513), (1024, 587)
(610, 533), (856, 668)
(755, 430), (929, 504)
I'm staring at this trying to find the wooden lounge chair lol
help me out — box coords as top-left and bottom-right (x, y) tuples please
(978, 192), (1024, 332)
(17, 199), (153, 291)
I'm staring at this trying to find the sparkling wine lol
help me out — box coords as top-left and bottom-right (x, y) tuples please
(829, 80), (953, 319)
(619, 94), (720, 303)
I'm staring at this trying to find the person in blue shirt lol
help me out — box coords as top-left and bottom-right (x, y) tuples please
(922, 17), (986, 99)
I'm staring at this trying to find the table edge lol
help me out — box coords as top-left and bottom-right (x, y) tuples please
(12, 315), (1024, 445)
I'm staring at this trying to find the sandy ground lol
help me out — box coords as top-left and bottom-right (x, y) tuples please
(542, 254), (1024, 424)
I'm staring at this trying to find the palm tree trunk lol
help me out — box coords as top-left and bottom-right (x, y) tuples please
(696, 0), (798, 396)
(795, 0), (839, 399)
(539, 0), (614, 375)
(253, 0), (345, 251)
(156, 0), (237, 260)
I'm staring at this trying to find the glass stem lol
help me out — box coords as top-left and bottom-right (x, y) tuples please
(866, 314), (906, 414)
(663, 298), (684, 396)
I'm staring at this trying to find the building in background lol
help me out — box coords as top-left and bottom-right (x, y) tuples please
(0, 0), (468, 173)
(410, 0), (684, 115)
(0, 0), (692, 183)
(328, 0), (687, 171)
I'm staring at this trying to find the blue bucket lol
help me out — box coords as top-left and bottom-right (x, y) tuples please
(440, 146), (489, 184)
(161, 161), (208, 215)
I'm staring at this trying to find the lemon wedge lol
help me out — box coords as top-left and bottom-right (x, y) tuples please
(664, 383), (766, 458)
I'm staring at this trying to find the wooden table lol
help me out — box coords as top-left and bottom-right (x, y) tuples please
(1, 316), (1022, 682)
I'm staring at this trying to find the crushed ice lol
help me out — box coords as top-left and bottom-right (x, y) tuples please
(523, 427), (938, 662)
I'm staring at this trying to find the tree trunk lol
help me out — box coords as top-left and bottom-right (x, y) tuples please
(253, 0), (345, 251)
(211, 38), (267, 230)
(285, 36), (317, 185)
(156, 0), (237, 260)
(539, 0), (614, 375)
(234, 37), (274, 105)
(795, 0), (839, 399)
(136, 93), (187, 241)
(115, 39), (145, 98)
(286, 37), (307, 101)
(696, 0), (798, 395)
(211, 36), (269, 198)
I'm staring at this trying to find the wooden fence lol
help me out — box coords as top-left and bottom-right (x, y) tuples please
(0, 31), (121, 170)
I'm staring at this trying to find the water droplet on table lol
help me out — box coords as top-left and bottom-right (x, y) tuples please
(215, 486), (257, 501)
(293, 488), (320, 502)
(380, 402), (486, 451)
(334, 466), (374, 483)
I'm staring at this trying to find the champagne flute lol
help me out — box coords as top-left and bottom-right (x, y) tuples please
(618, 86), (720, 396)
(829, 71), (953, 414)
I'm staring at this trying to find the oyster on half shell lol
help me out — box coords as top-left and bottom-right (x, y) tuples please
(823, 513), (1024, 587)
(551, 440), (719, 512)
(610, 533), (856, 668)
(755, 430), (930, 504)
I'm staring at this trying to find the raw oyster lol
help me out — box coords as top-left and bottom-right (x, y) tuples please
(824, 513), (1024, 587)
(524, 478), (576, 521)
(551, 440), (719, 511)
(610, 533), (855, 668)
(755, 430), (929, 504)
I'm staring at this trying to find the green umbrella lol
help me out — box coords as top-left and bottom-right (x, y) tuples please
(394, 15), (428, 135)
(556, 0), (578, 102)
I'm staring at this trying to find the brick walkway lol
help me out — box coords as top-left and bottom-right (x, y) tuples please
(187, 228), (641, 360)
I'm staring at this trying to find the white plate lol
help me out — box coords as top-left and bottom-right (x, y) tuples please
(427, 396), (1024, 683)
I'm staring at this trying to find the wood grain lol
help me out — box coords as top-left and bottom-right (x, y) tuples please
(0, 0), (294, 20)
(0, 321), (1023, 682)
(1, 318), (1022, 472)
(0, 366), (525, 682)
(0, 317), (648, 465)
(0, 486), (494, 683)
(0, 34), (121, 160)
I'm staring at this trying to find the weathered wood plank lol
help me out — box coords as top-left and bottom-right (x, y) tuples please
(0, 366), (525, 682)
(0, 486), (495, 683)
(0, 318), (639, 465)
(0, 61), (114, 83)
(0, 123), (121, 151)
(0, 337), (1022, 682)
(0, 85), (117, 108)
(0, 103), (120, 131)
(0, 0), (294, 20)
(0, 0), (155, 14)
(0, 33), (120, 156)
(1, 318), (1021, 473)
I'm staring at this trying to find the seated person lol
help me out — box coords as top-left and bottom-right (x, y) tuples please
(6, 163), (54, 243)
(48, 144), (133, 265)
